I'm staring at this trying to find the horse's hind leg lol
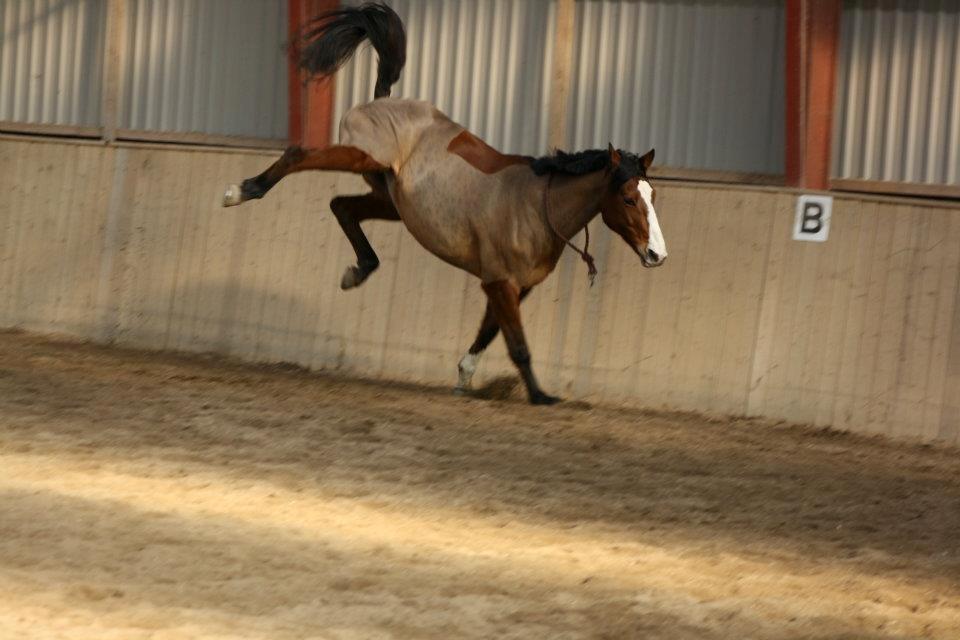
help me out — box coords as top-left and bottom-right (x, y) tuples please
(330, 189), (400, 289)
(223, 147), (398, 290)
(456, 287), (531, 393)
(222, 145), (387, 206)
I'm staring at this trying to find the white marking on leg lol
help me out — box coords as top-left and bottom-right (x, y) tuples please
(457, 352), (480, 390)
(222, 184), (243, 207)
(638, 180), (666, 259)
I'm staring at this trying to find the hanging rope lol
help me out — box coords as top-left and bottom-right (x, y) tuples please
(542, 172), (597, 287)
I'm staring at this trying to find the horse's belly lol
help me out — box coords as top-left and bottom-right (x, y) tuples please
(387, 163), (485, 276)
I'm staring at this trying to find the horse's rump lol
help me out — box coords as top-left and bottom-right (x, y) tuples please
(338, 99), (458, 175)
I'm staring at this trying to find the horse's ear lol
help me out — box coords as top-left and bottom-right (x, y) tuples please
(608, 143), (622, 169)
(640, 148), (655, 171)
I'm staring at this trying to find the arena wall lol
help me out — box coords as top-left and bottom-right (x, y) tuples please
(2, 135), (958, 444)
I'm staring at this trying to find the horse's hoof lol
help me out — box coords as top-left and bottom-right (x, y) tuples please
(222, 184), (243, 207)
(457, 353), (479, 390)
(240, 177), (267, 200)
(530, 392), (562, 406)
(340, 262), (378, 290)
(453, 386), (470, 397)
(340, 266), (366, 290)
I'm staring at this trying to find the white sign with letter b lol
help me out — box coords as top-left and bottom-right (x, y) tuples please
(793, 195), (832, 242)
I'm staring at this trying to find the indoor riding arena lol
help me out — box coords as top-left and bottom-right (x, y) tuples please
(1, 1), (959, 639)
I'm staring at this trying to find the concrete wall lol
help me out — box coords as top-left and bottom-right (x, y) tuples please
(2, 136), (959, 444)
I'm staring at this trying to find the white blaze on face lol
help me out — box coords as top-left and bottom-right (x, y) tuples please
(638, 180), (666, 260)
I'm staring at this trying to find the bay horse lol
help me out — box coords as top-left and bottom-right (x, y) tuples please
(223, 2), (667, 405)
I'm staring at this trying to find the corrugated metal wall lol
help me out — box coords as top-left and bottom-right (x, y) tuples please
(833, 0), (960, 187)
(564, 0), (784, 174)
(118, 0), (289, 140)
(332, 0), (784, 174)
(333, 0), (555, 155)
(0, 0), (106, 129)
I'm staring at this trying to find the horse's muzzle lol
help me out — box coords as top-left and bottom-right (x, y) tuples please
(639, 248), (666, 268)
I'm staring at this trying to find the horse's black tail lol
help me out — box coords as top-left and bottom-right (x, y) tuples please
(300, 2), (406, 100)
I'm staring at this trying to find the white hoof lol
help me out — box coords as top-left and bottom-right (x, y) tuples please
(222, 184), (243, 207)
(340, 266), (362, 290)
(457, 353), (479, 390)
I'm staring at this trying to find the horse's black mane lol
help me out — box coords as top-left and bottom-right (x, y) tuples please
(530, 148), (643, 185)
(531, 149), (609, 176)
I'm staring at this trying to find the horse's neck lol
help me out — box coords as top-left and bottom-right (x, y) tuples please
(546, 170), (609, 240)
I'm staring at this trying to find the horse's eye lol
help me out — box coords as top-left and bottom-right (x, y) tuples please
(623, 198), (637, 207)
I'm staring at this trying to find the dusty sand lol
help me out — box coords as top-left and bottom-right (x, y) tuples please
(0, 330), (958, 640)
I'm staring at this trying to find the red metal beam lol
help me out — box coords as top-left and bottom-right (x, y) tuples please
(785, 0), (841, 191)
(804, 0), (841, 191)
(288, 0), (338, 148)
(304, 0), (339, 149)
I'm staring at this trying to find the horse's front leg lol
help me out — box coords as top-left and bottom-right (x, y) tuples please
(222, 145), (387, 206)
(481, 281), (559, 405)
(456, 287), (531, 393)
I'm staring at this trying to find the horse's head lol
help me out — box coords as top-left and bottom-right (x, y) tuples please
(600, 145), (666, 268)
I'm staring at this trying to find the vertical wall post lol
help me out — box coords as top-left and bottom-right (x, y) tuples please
(805, 0), (841, 191)
(547, 0), (575, 152)
(785, 0), (841, 190)
(289, 0), (338, 148)
(303, 0), (339, 148)
(101, 0), (126, 142)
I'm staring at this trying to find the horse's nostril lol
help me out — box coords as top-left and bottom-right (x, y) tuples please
(647, 249), (659, 262)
